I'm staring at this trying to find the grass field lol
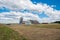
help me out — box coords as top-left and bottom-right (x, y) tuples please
(0, 24), (60, 40)
(0, 24), (27, 40)
(27, 24), (60, 29)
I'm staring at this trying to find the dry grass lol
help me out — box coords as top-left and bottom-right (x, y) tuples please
(0, 24), (27, 40)
(30, 24), (60, 29)
(6, 24), (60, 40)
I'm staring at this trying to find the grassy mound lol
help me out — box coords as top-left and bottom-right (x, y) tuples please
(0, 26), (27, 40)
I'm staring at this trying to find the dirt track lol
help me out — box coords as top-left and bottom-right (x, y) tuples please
(8, 24), (60, 40)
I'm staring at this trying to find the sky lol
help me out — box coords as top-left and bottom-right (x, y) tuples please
(31, 0), (60, 10)
(0, 0), (60, 24)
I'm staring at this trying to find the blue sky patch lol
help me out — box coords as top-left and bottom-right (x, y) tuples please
(0, 7), (10, 13)
(31, 0), (60, 10)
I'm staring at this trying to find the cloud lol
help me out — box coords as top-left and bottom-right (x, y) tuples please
(0, 11), (59, 23)
(0, 0), (55, 12)
(0, 0), (60, 23)
(0, 11), (40, 23)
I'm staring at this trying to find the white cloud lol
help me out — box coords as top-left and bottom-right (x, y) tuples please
(0, 11), (41, 23)
(0, 0), (60, 23)
(0, 0), (55, 12)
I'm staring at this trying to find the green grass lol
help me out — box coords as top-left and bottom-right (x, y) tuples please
(25, 24), (60, 29)
(0, 24), (60, 40)
(38, 24), (60, 29)
(0, 26), (27, 40)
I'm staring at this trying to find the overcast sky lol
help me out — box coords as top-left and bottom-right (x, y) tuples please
(0, 0), (60, 23)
